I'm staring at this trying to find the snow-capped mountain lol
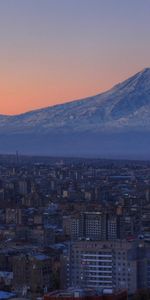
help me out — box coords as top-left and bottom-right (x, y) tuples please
(0, 68), (150, 157)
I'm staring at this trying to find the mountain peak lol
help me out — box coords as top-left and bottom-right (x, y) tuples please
(136, 68), (150, 78)
(113, 67), (150, 95)
(0, 68), (150, 156)
(137, 67), (150, 85)
(140, 67), (150, 73)
(0, 68), (150, 131)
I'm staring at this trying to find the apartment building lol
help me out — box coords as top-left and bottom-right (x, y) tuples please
(61, 240), (137, 295)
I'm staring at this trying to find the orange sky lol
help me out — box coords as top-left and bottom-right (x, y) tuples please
(0, 64), (147, 115)
(0, 70), (119, 115)
(0, 0), (150, 115)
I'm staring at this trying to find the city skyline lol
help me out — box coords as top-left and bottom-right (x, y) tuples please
(0, 0), (150, 115)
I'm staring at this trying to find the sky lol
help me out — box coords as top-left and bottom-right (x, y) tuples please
(0, 0), (150, 115)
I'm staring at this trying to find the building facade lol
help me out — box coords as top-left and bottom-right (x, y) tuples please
(61, 240), (138, 295)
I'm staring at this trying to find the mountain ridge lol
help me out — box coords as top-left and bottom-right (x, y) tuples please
(0, 68), (150, 157)
(1, 67), (150, 117)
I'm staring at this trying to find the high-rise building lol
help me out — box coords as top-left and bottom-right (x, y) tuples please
(79, 212), (107, 241)
(65, 212), (107, 241)
(65, 212), (120, 241)
(61, 240), (138, 295)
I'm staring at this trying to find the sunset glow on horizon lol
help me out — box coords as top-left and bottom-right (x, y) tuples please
(0, 0), (150, 115)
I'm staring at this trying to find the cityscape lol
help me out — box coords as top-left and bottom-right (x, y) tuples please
(0, 1), (150, 299)
(0, 155), (149, 299)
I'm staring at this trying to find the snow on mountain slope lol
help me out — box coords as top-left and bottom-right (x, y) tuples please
(0, 68), (150, 135)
